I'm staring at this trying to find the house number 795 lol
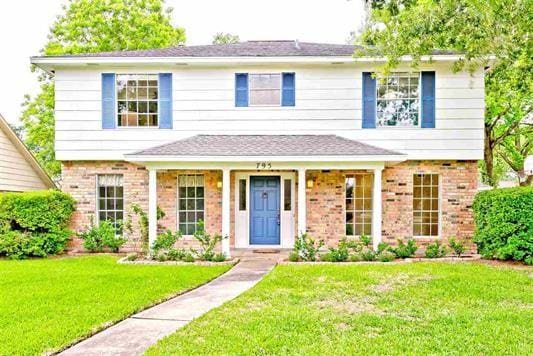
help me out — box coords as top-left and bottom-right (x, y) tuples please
(256, 162), (272, 170)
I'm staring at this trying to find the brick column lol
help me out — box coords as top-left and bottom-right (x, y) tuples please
(148, 168), (157, 255)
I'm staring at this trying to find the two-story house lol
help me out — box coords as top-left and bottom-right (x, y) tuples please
(31, 41), (483, 255)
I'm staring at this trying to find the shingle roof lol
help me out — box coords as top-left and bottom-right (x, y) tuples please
(129, 135), (403, 157)
(35, 40), (458, 58)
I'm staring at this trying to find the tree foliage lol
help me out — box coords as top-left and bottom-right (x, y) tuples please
(21, 0), (186, 177)
(212, 32), (240, 45)
(360, 0), (533, 186)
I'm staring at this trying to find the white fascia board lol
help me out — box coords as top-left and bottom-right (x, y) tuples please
(124, 154), (407, 163)
(133, 161), (390, 171)
(30, 54), (470, 70)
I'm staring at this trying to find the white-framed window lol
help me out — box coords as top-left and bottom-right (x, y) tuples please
(345, 173), (373, 236)
(116, 74), (158, 127)
(249, 73), (281, 106)
(178, 174), (205, 235)
(97, 174), (124, 233)
(413, 173), (440, 237)
(377, 72), (420, 127)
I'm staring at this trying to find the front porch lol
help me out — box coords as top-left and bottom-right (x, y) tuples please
(124, 135), (406, 257)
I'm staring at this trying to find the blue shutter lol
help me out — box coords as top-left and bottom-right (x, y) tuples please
(158, 73), (173, 129)
(421, 71), (436, 128)
(101, 73), (116, 129)
(235, 73), (248, 107)
(362, 72), (376, 128)
(282, 72), (295, 106)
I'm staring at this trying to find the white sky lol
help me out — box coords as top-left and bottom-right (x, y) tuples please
(0, 0), (365, 125)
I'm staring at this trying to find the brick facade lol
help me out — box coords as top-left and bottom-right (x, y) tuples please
(63, 160), (477, 253)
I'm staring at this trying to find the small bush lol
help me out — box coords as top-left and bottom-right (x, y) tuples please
(293, 233), (324, 261)
(191, 221), (225, 261)
(377, 250), (396, 262)
(153, 230), (182, 255)
(473, 187), (532, 264)
(321, 238), (350, 262)
(359, 250), (376, 261)
(377, 242), (391, 254)
(212, 252), (226, 262)
(425, 241), (447, 258)
(448, 237), (465, 256)
(182, 252), (195, 262)
(79, 219), (126, 252)
(166, 248), (186, 261)
(360, 235), (372, 247)
(126, 253), (138, 261)
(391, 239), (418, 258)
(288, 251), (300, 262)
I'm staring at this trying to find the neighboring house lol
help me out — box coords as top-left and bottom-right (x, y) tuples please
(0, 113), (55, 192)
(31, 40), (483, 254)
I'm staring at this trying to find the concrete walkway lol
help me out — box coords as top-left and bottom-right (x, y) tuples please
(61, 256), (277, 355)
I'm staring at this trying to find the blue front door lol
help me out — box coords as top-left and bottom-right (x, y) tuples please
(250, 176), (280, 245)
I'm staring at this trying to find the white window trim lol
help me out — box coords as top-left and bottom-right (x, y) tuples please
(376, 72), (422, 129)
(95, 174), (125, 233)
(412, 173), (441, 239)
(176, 173), (206, 237)
(115, 73), (160, 128)
(344, 172), (374, 237)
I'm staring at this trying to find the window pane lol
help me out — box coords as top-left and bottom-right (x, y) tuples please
(96, 174), (124, 234)
(250, 89), (280, 106)
(178, 174), (205, 234)
(413, 174), (440, 236)
(116, 74), (158, 127)
(377, 72), (419, 127)
(284, 179), (291, 211)
(248, 74), (282, 106)
(345, 173), (373, 236)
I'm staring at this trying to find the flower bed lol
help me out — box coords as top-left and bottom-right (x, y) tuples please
(117, 256), (239, 266)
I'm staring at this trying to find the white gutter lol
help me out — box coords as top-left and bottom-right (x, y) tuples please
(30, 54), (469, 68)
(124, 154), (407, 163)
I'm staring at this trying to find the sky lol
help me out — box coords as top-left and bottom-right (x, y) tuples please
(0, 0), (365, 125)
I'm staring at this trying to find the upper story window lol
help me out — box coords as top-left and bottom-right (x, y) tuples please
(376, 72), (420, 127)
(249, 74), (281, 106)
(116, 74), (158, 127)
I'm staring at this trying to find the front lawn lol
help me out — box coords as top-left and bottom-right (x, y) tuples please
(0, 255), (229, 355)
(148, 262), (533, 355)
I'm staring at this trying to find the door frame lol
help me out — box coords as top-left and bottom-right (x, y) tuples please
(234, 171), (295, 249)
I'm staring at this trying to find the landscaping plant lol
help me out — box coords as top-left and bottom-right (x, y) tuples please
(79, 219), (126, 253)
(448, 237), (465, 257)
(0, 190), (74, 259)
(191, 221), (226, 261)
(125, 203), (166, 255)
(391, 239), (418, 258)
(320, 238), (351, 262)
(425, 241), (448, 259)
(292, 233), (324, 261)
(473, 187), (532, 264)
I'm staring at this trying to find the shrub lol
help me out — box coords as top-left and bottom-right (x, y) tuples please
(288, 251), (300, 262)
(0, 190), (74, 259)
(126, 253), (138, 261)
(377, 250), (396, 262)
(78, 219), (126, 253)
(182, 252), (195, 262)
(191, 221), (225, 261)
(0, 228), (70, 260)
(293, 233), (324, 261)
(0, 190), (75, 232)
(448, 237), (465, 256)
(321, 238), (350, 262)
(473, 187), (532, 264)
(212, 252), (226, 262)
(166, 248), (187, 261)
(359, 250), (376, 261)
(391, 239), (418, 258)
(125, 204), (166, 255)
(360, 234), (372, 247)
(377, 242), (391, 254)
(152, 230), (182, 255)
(425, 241), (447, 258)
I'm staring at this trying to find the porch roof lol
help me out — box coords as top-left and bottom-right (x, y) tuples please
(127, 135), (403, 158)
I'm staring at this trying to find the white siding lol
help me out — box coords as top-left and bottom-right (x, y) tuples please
(54, 62), (484, 160)
(0, 128), (49, 192)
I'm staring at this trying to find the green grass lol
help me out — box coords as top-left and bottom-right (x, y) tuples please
(0, 255), (230, 355)
(148, 262), (533, 355)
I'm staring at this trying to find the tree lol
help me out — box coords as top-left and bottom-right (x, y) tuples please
(212, 32), (240, 45)
(21, 0), (186, 177)
(359, 0), (533, 186)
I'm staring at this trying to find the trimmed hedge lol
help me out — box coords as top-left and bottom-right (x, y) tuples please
(0, 190), (75, 259)
(473, 187), (533, 265)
